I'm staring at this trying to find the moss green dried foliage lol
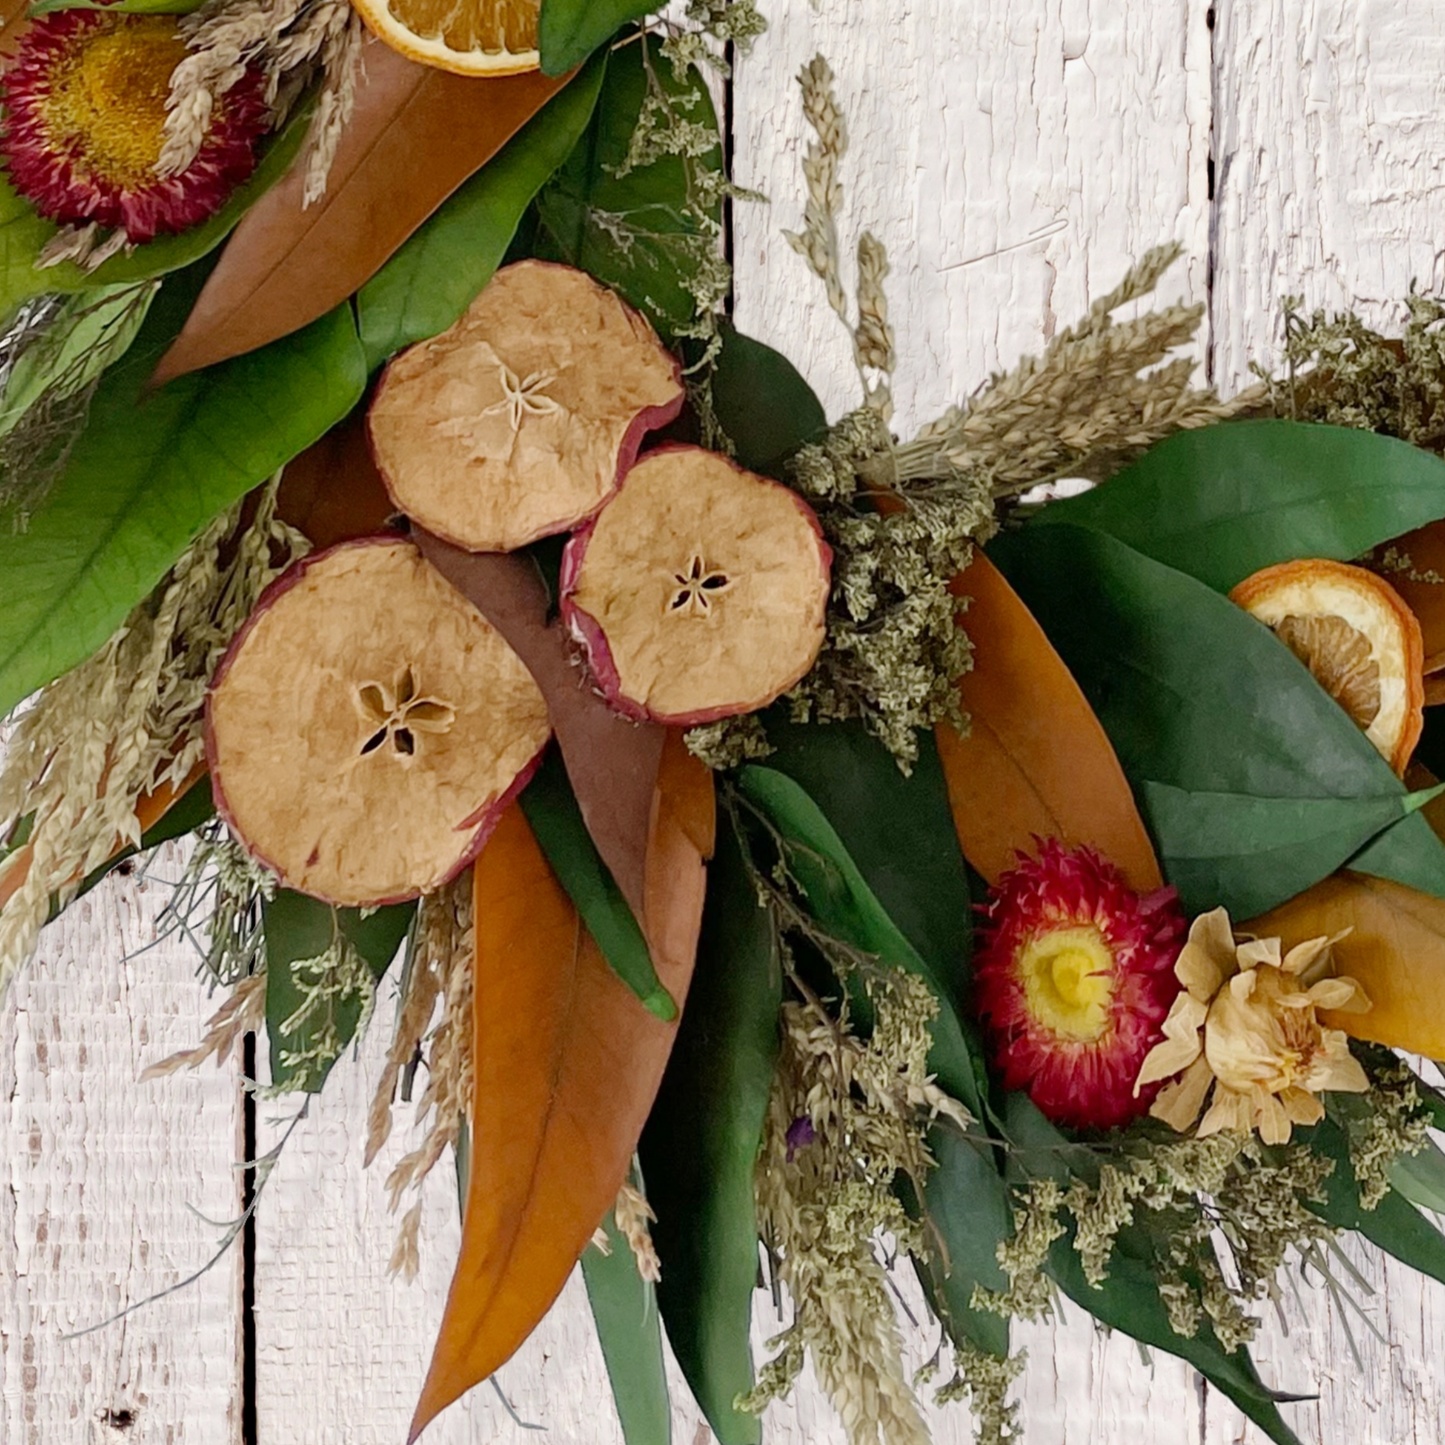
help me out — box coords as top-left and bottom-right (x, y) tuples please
(275, 910), (378, 1091)
(931, 1342), (1023, 1445)
(1254, 290), (1445, 448)
(1345, 1062), (1431, 1211)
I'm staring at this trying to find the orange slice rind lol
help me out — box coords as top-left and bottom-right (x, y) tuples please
(350, 0), (539, 77)
(1230, 558), (1425, 775)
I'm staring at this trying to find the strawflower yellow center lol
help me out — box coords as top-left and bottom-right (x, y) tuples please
(37, 20), (187, 187)
(1019, 925), (1115, 1042)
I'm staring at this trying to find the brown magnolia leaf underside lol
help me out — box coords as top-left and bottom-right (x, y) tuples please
(154, 39), (570, 383)
(1374, 519), (1445, 675)
(414, 530), (664, 918)
(0, 759), (208, 913)
(936, 550), (1163, 893)
(410, 750), (711, 1440)
(1247, 870), (1445, 1057)
(276, 407), (398, 548)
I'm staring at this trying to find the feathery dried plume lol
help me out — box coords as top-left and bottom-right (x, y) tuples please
(614, 1181), (662, 1283)
(0, 478), (306, 994)
(141, 972), (267, 1079)
(373, 873), (474, 1275)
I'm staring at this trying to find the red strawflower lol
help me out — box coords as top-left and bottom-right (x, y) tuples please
(0, 12), (268, 243)
(974, 840), (1187, 1130)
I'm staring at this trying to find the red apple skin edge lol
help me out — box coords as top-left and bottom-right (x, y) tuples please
(204, 533), (551, 910)
(365, 297), (686, 552)
(558, 442), (835, 727)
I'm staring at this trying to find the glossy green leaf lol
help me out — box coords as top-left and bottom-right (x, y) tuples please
(357, 52), (607, 370)
(1140, 781), (1445, 918)
(0, 272), (366, 720)
(264, 891), (415, 1092)
(1390, 1137), (1445, 1215)
(761, 717), (975, 1017)
(538, 0), (654, 75)
(989, 525), (1445, 899)
(0, 284), (156, 444)
(32, 0), (204, 12)
(519, 748), (676, 1020)
(736, 764), (982, 1116)
(583, 1200), (672, 1445)
(534, 35), (721, 339)
(1345, 811), (1445, 899)
(1034, 420), (1445, 593)
(709, 324), (828, 478)
(0, 108), (310, 319)
(734, 765), (1014, 1363)
(641, 822), (775, 1445)
(1000, 1097), (1307, 1445)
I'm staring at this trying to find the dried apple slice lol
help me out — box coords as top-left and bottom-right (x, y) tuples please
(367, 260), (685, 552)
(206, 537), (551, 907)
(560, 445), (832, 724)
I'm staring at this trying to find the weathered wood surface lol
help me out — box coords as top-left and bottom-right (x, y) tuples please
(9, 1), (1445, 1442)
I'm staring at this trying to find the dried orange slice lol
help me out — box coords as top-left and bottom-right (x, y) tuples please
(206, 537), (551, 907)
(1230, 558), (1425, 774)
(350, 0), (538, 76)
(560, 446), (832, 724)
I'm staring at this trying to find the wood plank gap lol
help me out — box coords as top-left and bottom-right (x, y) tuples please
(242, 1028), (258, 1445)
(723, 36), (736, 319)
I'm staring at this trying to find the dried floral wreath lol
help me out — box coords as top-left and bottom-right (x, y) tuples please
(5, 6), (1445, 1445)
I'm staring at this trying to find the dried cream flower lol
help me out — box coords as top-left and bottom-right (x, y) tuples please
(1134, 907), (1370, 1145)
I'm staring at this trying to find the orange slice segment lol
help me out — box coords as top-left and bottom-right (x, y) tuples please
(1230, 558), (1425, 775)
(350, 0), (539, 76)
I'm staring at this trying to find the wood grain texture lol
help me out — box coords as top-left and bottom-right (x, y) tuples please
(0, 853), (243, 1445)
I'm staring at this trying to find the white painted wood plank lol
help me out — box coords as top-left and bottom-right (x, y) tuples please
(1210, 0), (1445, 392)
(0, 854), (244, 1445)
(730, 0), (1214, 438)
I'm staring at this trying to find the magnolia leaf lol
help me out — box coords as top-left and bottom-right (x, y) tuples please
(521, 747), (677, 1020)
(153, 39), (573, 383)
(538, 0), (653, 75)
(1390, 1137), (1445, 1215)
(581, 1201), (672, 1445)
(31, 0), (206, 13)
(1035, 420), (1445, 593)
(1370, 517), (1445, 672)
(412, 535), (668, 928)
(990, 525), (1445, 899)
(0, 273), (366, 720)
(274, 407), (397, 548)
(1140, 780), (1445, 918)
(1246, 870), (1445, 1058)
(938, 551), (1162, 893)
(641, 819), (776, 1445)
(357, 50), (606, 370)
(761, 715), (976, 1016)
(709, 323), (828, 479)
(534, 35), (721, 340)
(0, 105), (311, 320)
(410, 780), (707, 1440)
(263, 891), (414, 1093)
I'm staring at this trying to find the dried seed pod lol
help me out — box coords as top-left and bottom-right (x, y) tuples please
(206, 537), (551, 907)
(367, 261), (684, 552)
(561, 446), (832, 724)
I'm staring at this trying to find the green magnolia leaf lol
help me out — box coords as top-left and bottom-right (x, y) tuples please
(0, 283), (157, 445)
(69, 774), (216, 905)
(1390, 1137), (1445, 1215)
(357, 52), (607, 370)
(1139, 780), (1445, 918)
(519, 748), (676, 1020)
(989, 525), (1445, 899)
(733, 764), (1013, 1364)
(641, 822), (775, 1445)
(760, 716), (974, 1017)
(709, 324), (829, 479)
(0, 271), (366, 720)
(539, 0), (655, 76)
(582, 1198), (672, 1445)
(0, 108), (311, 319)
(534, 35), (721, 340)
(32, 0), (205, 12)
(1345, 811), (1445, 899)
(1034, 420), (1445, 593)
(264, 891), (415, 1092)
